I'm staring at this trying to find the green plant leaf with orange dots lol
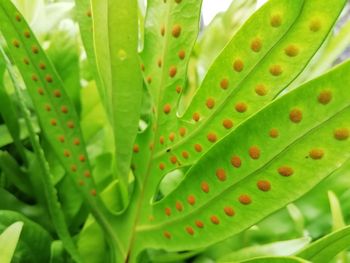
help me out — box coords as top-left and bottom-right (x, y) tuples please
(149, 0), (347, 188)
(0, 0), (124, 257)
(0, 1), (98, 203)
(1, 0), (350, 262)
(138, 0), (202, 155)
(0, 45), (82, 262)
(135, 60), (350, 252)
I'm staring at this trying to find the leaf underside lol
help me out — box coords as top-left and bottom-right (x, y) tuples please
(137, 59), (350, 251)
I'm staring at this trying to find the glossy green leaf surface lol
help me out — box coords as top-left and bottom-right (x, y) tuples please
(75, 0), (106, 110)
(0, 221), (23, 263)
(0, 210), (52, 263)
(239, 256), (311, 263)
(297, 225), (350, 262)
(91, 0), (143, 203)
(151, 0), (346, 183)
(139, 0), (202, 146)
(194, 0), (256, 79)
(217, 237), (311, 262)
(136, 60), (350, 251)
(0, 0), (99, 205)
(0, 45), (82, 261)
(1, 0), (350, 262)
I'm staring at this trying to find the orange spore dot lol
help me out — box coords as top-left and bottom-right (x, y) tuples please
(201, 181), (209, 193)
(257, 180), (271, 191)
(210, 215), (220, 225)
(239, 194), (252, 205)
(249, 146), (260, 160)
(278, 166), (294, 177)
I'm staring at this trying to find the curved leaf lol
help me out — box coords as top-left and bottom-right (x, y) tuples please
(217, 237), (311, 263)
(91, 0), (143, 204)
(0, 1), (125, 260)
(136, 0), (203, 165)
(75, 0), (106, 111)
(239, 256), (311, 263)
(0, 45), (82, 262)
(194, 0), (257, 79)
(0, 0), (99, 204)
(151, 0), (346, 185)
(136, 60), (350, 251)
(0, 221), (23, 263)
(0, 210), (52, 263)
(297, 225), (350, 262)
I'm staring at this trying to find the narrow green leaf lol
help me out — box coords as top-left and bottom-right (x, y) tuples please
(287, 204), (305, 236)
(0, 45), (82, 262)
(108, 0), (142, 204)
(0, 221), (23, 263)
(91, 0), (143, 205)
(217, 237), (311, 262)
(194, 0), (257, 77)
(140, 0), (202, 141)
(328, 191), (347, 263)
(328, 191), (346, 231)
(75, 0), (107, 113)
(0, 0), (114, 221)
(238, 256), (311, 263)
(137, 60), (350, 251)
(0, 210), (52, 263)
(307, 17), (350, 79)
(297, 225), (350, 262)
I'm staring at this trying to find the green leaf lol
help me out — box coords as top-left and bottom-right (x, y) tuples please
(137, 60), (350, 251)
(139, 0), (203, 140)
(0, 3), (118, 243)
(327, 191), (347, 263)
(151, 0), (347, 185)
(0, 0), (99, 203)
(0, 118), (40, 148)
(238, 256), (311, 263)
(287, 204), (305, 236)
(0, 150), (32, 195)
(306, 16), (350, 79)
(297, 225), (350, 262)
(217, 237), (311, 262)
(0, 221), (23, 263)
(78, 217), (108, 263)
(0, 44), (82, 261)
(47, 24), (81, 113)
(194, 0), (257, 77)
(75, 0), (107, 114)
(91, 0), (143, 205)
(328, 191), (346, 231)
(0, 210), (52, 263)
(0, 55), (26, 162)
(0, 188), (48, 226)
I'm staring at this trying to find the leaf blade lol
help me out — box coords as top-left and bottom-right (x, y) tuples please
(297, 225), (350, 262)
(137, 60), (350, 251)
(0, 221), (23, 263)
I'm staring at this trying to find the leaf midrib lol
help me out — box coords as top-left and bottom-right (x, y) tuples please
(152, 0), (312, 160)
(137, 103), (350, 232)
(126, 0), (176, 256)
